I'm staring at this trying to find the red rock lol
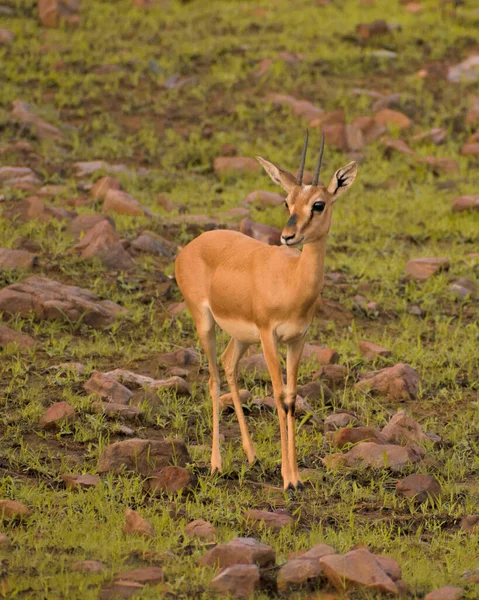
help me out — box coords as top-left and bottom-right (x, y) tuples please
(418, 156), (459, 174)
(356, 363), (420, 400)
(157, 195), (175, 211)
(324, 412), (360, 432)
(68, 214), (114, 238)
(448, 55), (479, 84)
(303, 344), (338, 364)
(4, 196), (77, 223)
(157, 348), (200, 367)
(199, 537), (275, 568)
(356, 20), (391, 40)
(375, 109), (412, 129)
(144, 466), (192, 495)
(310, 109), (345, 127)
(278, 51), (303, 64)
(91, 176), (121, 199)
(11, 100), (65, 141)
(383, 138), (415, 155)
(396, 474), (441, 503)
(239, 218), (281, 245)
(315, 365), (347, 387)
(345, 125), (365, 151)
(461, 142), (479, 156)
(72, 220), (135, 271)
(351, 116), (387, 144)
(374, 555), (402, 581)
(101, 369), (191, 397)
(277, 558), (322, 591)
(405, 2), (422, 12)
(39, 402), (76, 430)
(255, 57), (273, 76)
(244, 509), (294, 531)
(0, 500), (32, 519)
(323, 124), (347, 150)
(0, 28), (14, 44)
(449, 278), (477, 299)
(0, 248), (37, 269)
(381, 411), (430, 444)
(114, 567), (164, 585)
(84, 372), (133, 404)
(466, 104), (479, 126)
(0, 276), (127, 328)
(291, 99), (323, 122)
(72, 560), (105, 573)
(0, 166), (35, 181)
(62, 474), (101, 490)
(359, 341), (391, 359)
(264, 93), (298, 107)
(452, 196), (479, 212)
(38, 0), (80, 27)
(130, 232), (176, 257)
(424, 586), (463, 600)
(297, 381), (332, 402)
(411, 128), (447, 144)
(209, 564), (260, 598)
(98, 438), (191, 475)
(122, 508), (155, 538)
(299, 543), (337, 561)
(91, 402), (142, 420)
(99, 581), (144, 600)
(219, 389), (252, 410)
(185, 519), (217, 541)
(103, 190), (152, 217)
(214, 157), (260, 176)
(0, 534), (11, 546)
(405, 257), (450, 281)
(323, 442), (424, 471)
(331, 426), (387, 448)
(244, 190), (284, 206)
(0, 325), (35, 349)
(460, 515), (479, 533)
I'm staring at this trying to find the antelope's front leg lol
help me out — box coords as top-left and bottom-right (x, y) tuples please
(286, 336), (306, 489)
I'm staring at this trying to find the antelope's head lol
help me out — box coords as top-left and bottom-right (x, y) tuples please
(256, 131), (358, 246)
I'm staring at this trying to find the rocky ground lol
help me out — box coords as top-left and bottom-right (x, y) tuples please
(0, 0), (478, 598)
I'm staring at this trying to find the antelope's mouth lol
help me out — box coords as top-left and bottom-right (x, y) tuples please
(281, 235), (304, 247)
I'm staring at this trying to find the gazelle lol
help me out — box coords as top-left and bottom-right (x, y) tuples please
(175, 131), (358, 490)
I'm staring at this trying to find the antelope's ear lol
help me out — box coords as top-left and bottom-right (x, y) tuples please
(327, 162), (358, 201)
(256, 156), (297, 193)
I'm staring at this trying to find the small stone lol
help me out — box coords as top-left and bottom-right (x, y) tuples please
(396, 474), (442, 503)
(62, 474), (101, 490)
(185, 519), (217, 541)
(323, 442), (424, 471)
(356, 19), (391, 40)
(122, 508), (155, 538)
(91, 176), (121, 199)
(375, 109), (412, 129)
(157, 348), (200, 367)
(239, 353), (269, 379)
(11, 100), (65, 141)
(157, 195), (175, 211)
(239, 218), (281, 245)
(144, 466), (192, 495)
(103, 190), (152, 218)
(0, 28), (14, 45)
(303, 344), (338, 364)
(418, 156), (459, 174)
(424, 586), (464, 600)
(374, 555), (402, 581)
(199, 537), (275, 568)
(411, 128), (447, 145)
(99, 580), (144, 600)
(352, 116), (387, 144)
(297, 381), (332, 402)
(345, 125), (365, 151)
(39, 402), (76, 430)
(0, 500), (32, 519)
(356, 363), (420, 400)
(460, 515), (479, 533)
(214, 157), (260, 176)
(323, 123), (347, 150)
(72, 220), (135, 271)
(114, 567), (164, 585)
(277, 558), (322, 591)
(244, 190), (284, 206)
(405, 257), (450, 281)
(209, 564), (260, 598)
(219, 389), (252, 410)
(0, 534), (11, 546)
(91, 402), (142, 420)
(383, 138), (415, 155)
(310, 108), (345, 127)
(0, 325), (35, 349)
(130, 232), (176, 257)
(451, 196), (479, 212)
(381, 411), (430, 445)
(315, 365), (347, 388)
(68, 214), (114, 238)
(359, 341), (391, 360)
(244, 509), (294, 531)
(300, 543), (337, 561)
(72, 560), (105, 573)
(319, 548), (398, 594)
(462, 142), (479, 156)
(38, 0), (80, 28)
(324, 412), (360, 432)
(331, 426), (387, 448)
(0, 248), (37, 269)
(84, 372), (133, 404)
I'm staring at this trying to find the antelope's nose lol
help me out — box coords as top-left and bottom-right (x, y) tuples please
(281, 233), (296, 244)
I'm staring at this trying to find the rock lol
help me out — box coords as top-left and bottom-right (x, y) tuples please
(345, 125), (365, 151)
(405, 257), (450, 281)
(219, 389), (252, 410)
(11, 100), (65, 141)
(356, 363), (420, 400)
(103, 190), (152, 218)
(130, 232), (176, 257)
(91, 176), (121, 199)
(68, 214), (114, 238)
(460, 515), (479, 533)
(451, 196), (479, 212)
(0, 166), (35, 181)
(157, 195), (175, 211)
(374, 555), (402, 581)
(114, 567), (164, 584)
(297, 381), (332, 402)
(320, 548), (398, 594)
(375, 109), (412, 130)
(0, 276), (127, 328)
(91, 402), (142, 421)
(0, 500), (32, 519)
(199, 537), (275, 568)
(396, 474), (441, 503)
(412, 128), (447, 145)
(448, 54), (479, 83)
(122, 508), (155, 538)
(0, 534), (11, 546)
(310, 108), (345, 127)
(62, 474), (101, 490)
(461, 143), (479, 156)
(72, 560), (105, 573)
(303, 344), (338, 364)
(100, 369), (191, 397)
(84, 372), (133, 404)
(239, 218), (281, 245)
(0, 324), (35, 349)
(300, 543), (337, 561)
(372, 94), (401, 112)
(277, 558), (323, 591)
(185, 519), (217, 541)
(324, 412), (360, 432)
(98, 438), (191, 475)
(291, 99), (323, 122)
(209, 565), (260, 598)
(323, 442), (424, 471)
(72, 220), (135, 271)
(157, 348), (200, 367)
(383, 138), (415, 155)
(239, 353), (269, 379)
(3, 196), (77, 223)
(0, 28), (14, 45)
(244, 509), (294, 531)
(323, 124), (347, 150)
(352, 116), (387, 144)
(214, 157), (260, 176)
(99, 581), (144, 600)
(425, 586), (464, 600)
(331, 427), (387, 449)
(39, 402), (76, 430)
(144, 466), (192, 495)
(0, 248), (37, 269)
(356, 19), (391, 40)
(381, 411), (430, 445)
(315, 365), (347, 388)
(418, 156), (459, 174)
(359, 341), (391, 360)
(244, 190), (284, 207)
(38, 0), (80, 27)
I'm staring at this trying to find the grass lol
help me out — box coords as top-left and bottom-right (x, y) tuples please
(0, 0), (479, 597)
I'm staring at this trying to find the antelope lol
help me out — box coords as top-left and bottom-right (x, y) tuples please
(175, 131), (358, 490)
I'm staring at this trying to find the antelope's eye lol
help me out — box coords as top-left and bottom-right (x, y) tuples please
(312, 201), (326, 212)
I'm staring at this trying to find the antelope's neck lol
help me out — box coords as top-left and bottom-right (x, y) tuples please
(295, 238), (327, 307)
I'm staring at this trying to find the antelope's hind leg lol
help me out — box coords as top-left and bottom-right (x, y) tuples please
(192, 307), (222, 473)
(221, 338), (256, 464)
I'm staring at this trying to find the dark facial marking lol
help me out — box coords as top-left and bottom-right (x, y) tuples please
(286, 213), (297, 228)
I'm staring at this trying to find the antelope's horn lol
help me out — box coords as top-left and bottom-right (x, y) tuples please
(312, 129), (325, 187)
(297, 129), (309, 185)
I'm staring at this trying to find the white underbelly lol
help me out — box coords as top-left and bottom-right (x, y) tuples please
(213, 313), (260, 344)
(275, 320), (309, 343)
